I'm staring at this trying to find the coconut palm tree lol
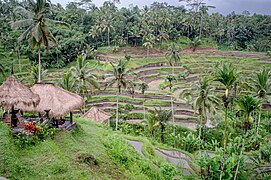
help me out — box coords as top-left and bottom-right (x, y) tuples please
(127, 80), (136, 98)
(142, 34), (155, 58)
(214, 63), (238, 149)
(59, 71), (75, 92)
(70, 54), (99, 102)
(149, 107), (172, 143)
(29, 65), (47, 85)
(190, 36), (201, 52)
(143, 111), (157, 141)
(250, 68), (271, 136)
(10, 0), (69, 82)
(109, 59), (128, 130)
(139, 82), (149, 120)
(183, 77), (220, 140)
(0, 53), (6, 79)
(165, 75), (176, 131)
(89, 25), (99, 44)
(236, 95), (260, 132)
(165, 43), (181, 75)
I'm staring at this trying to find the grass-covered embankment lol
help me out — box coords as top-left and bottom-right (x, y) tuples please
(0, 118), (192, 179)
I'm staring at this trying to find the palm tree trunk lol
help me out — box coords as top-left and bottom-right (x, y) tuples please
(199, 113), (202, 152)
(17, 50), (21, 73)
(143, 99), (146, 120)
(171, 65), (175, 135)
(161, 124), (165, 143)
(38, 46), (41, 83)
(170, 87), (175, 135)
(116, 90), (119, 131)
(223, 107), (228, 149)
(234, 141), (244, 180)
(107, 29), (110, 47)
(56, 47), (59, 69)
(256, 110), (261, 137)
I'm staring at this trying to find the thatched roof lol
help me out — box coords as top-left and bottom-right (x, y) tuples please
(29, 83), (84, 117)
(0, 75), (40, 111)
(83, 107), (111, 123)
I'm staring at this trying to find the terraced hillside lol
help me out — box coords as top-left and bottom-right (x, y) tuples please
(45, 47), (271, 130)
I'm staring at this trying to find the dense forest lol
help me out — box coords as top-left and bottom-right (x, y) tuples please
(1, 0), (271, 68)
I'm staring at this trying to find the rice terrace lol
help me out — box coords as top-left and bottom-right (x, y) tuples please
(0, 0), (271, 179)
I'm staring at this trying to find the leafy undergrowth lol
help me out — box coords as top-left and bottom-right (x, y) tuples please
(0, 119), (193, 179)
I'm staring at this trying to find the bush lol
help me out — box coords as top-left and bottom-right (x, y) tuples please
(160, 163), (177, 180)
(14, 122), (56, 148)
(103, 134), (161, 179)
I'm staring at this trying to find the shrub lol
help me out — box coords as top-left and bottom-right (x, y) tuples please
(14, 123), (56, 148)
(160, 163), (177, 180)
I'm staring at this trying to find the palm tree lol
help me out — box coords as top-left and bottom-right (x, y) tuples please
(214, 63), (238, 149)
(0, 53), (6, 79)
(236, 95), (260, 132)
(70, 54), (99, 111)
(89, 25), (99, 44)
(149, 107), (172, 143)
(142, 34), (155, 58)
(190, 37), (201, 52)
(165, 75), (176, 132)
(127, 80), (136, 98)
(250, 68), (271, 136)
(29, 65), (47, 85)
(183, 77), (220, 140)
(110, 59), (128, 130)
(10, 0), (69, 82)
(139, 82), (149, 120)
(143, 111), (157, 141)
(59, 71), (75, 92)
(103, 19), (114, 47)
(165, 43), (181, 75)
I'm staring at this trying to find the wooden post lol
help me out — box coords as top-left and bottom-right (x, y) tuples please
(70, 112), (73, 123)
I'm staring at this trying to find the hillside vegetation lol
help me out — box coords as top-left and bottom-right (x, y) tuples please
(0, 119), (194, 180)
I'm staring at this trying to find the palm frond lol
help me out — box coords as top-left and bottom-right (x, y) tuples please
(44, 18), (70, 28)
(10, 19), (34, 30)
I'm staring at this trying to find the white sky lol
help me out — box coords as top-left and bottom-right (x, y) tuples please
(51, 0), (271, 15)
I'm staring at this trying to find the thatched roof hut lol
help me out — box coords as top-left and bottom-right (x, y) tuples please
(30, 83), (84, 117)
(0, 75), (40, 111)
(83, 107), (111, 123)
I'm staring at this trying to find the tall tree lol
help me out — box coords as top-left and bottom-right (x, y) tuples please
(149, 107), (172, 143)
(165, 75), (176, 132)
(139, 82), (149, 120)
(165, 43), (181, 75)
(183, 77), (220, 140)
(214, 63), (238, 149)
(250, 68), (271, 136)
(110, 59), (128, 130)
(236, 95), (260, 132)
(10, 0), (69, 82)
(142, 34), (155, 58)
(59, 71), (75, 92)
(70, 54), (99, 110)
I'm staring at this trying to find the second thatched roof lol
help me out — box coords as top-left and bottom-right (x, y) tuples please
(83, 106), (111, 123)
(0, 75), (40, 111)
(29, 83), (84, 117)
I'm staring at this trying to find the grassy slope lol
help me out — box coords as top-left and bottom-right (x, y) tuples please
(0, 119), (128, 179)
(0, 119), (193, 180)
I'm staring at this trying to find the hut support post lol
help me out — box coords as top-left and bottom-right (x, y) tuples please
(70, 112), (73, 123)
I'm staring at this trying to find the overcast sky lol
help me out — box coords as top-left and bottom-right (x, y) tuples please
(51, 0), (271, 15)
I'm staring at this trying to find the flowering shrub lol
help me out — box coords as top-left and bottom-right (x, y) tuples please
(24, 122), (42, 134)
(14, 123), (56, 148)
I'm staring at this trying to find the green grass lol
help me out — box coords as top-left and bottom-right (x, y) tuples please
(0, 118), (196, 179)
